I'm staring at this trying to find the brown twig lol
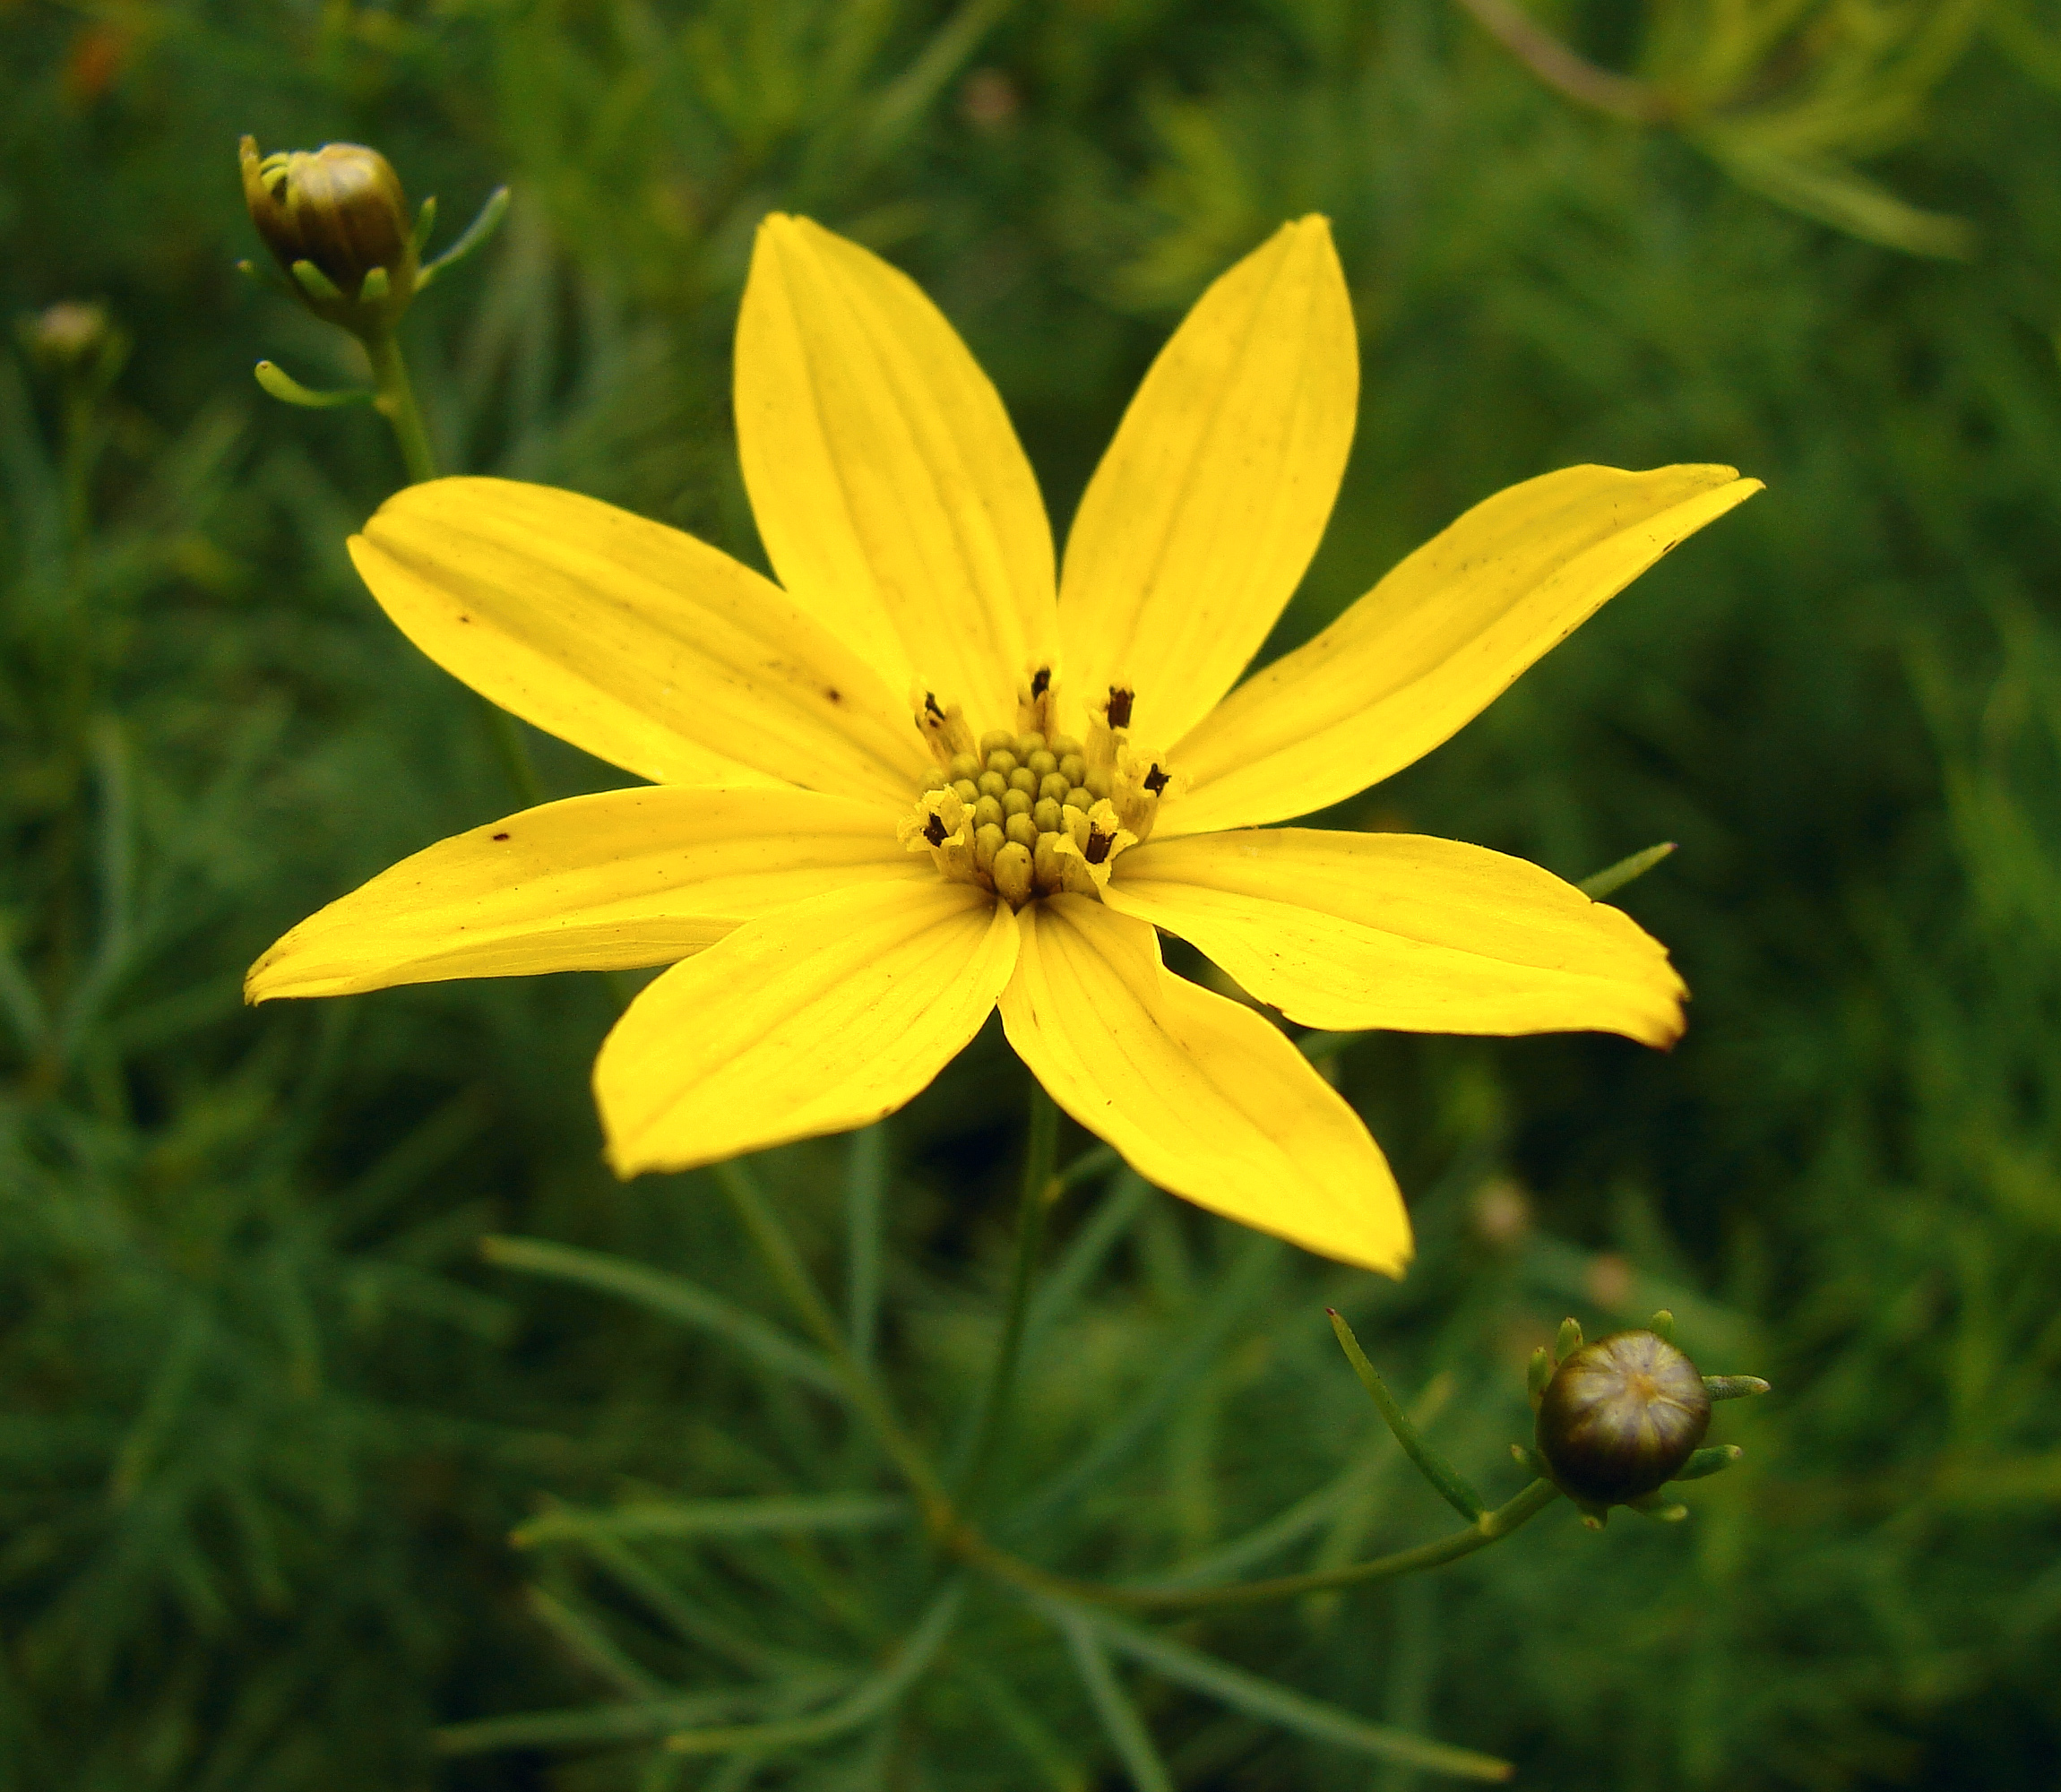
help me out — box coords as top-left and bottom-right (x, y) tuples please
(1452, 0), (1675, 125)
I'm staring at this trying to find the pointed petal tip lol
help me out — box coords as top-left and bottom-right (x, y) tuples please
(601, 1138), (651, 1181)
(1362, 1238), (1413, 1280)
(244, 943), (292, 1005)
(1280, 212), (1342, 266)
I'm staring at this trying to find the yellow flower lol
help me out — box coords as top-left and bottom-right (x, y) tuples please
(246, 215), (1759, 1276)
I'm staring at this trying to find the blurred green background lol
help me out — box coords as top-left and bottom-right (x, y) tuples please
(6, 0), (2061, 1786)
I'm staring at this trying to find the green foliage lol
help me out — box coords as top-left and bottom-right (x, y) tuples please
(4, 0), (2061, 1785)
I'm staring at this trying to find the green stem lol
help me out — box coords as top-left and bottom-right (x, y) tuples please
(712, 1161), (953, 1532)
(364, 327), (546, 812)
(707, 1139), (1557, 1624)
(365, 329), (439, 484)
(961, 1478), (1562, 1615)
(955, 1082), (1059, 1508)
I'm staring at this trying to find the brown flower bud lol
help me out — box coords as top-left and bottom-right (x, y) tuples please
(25, 300), (111, 367)
(239, 135), (418, 332)
(1535, 1329), (1711, 1507)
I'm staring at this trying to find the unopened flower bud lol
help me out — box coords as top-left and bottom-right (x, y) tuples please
(1535, 1329), (1711, 1508)
(24, 300), (110, 368)
(239, 135), (418, 333)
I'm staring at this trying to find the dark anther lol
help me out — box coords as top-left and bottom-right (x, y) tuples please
(1143, 763), (1169, 796)
(1030, 666), (1051, 698)
(1106, 686), (1134, 728)
(925, 691), (946, 720)
(1084, 828), (1113, 866)
(923, 814), (948, 848)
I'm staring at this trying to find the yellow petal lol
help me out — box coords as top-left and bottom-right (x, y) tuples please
(1162, 465), (1763, 837)
(998, 896), (1409, 1274)
(1056, 218), (1357, 747)
(349, 478), (927, 803)
(1105, 830), (1686, 1046)
(597, 879), (1018, 1176)
(735, 215), (1056, 728)
(247, 787), (919, 1001)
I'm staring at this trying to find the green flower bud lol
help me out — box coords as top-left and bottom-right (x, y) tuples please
(1535, 1329), (1712, 1509)
(240, 135), (418, 334)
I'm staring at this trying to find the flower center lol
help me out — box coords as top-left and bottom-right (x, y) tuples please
(897, 676), (1174, 909)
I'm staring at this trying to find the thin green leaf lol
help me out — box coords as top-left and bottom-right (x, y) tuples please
(481, 1236), (841, 1393)
(1008, 1236), (1279, 1527)
(846, 1122), (887, 1368)
(864, 0), (1015, 155)
(1703, 140), (1976, 258)
(0, 922), (47, 1055)
(1327, 1311), (1484, 1521)
(418, 185), (512, 288)
(253, 359), (374, 409)
(513, 1493), (910, 1549)
(1022, 1169), (1149, 1356)
(436, 1687), (819, 1754)
(1048, 1605), (1174, 1792)
(665, 1581), (965, 1756)
(1053, 1600), (1513, 1782)
(952, 1659), (1088, 1792)
(1575, 840), (1677, 900)
(527, 1586), (665, 1700)
(573, 1533), (836, 1678)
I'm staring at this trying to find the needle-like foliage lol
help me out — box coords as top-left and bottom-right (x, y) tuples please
(3, 1), (2059, 1786)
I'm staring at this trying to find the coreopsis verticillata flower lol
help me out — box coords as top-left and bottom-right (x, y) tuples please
(247, 215), (1759, 1275)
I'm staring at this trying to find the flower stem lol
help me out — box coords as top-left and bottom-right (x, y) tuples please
(954, 1081), (1060, 1509)
(364, 329), (439, 484)
(960, 1478), (1564, 1615)
(711, 1139), (1558, 1622)
(363, 327), (545, 812)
